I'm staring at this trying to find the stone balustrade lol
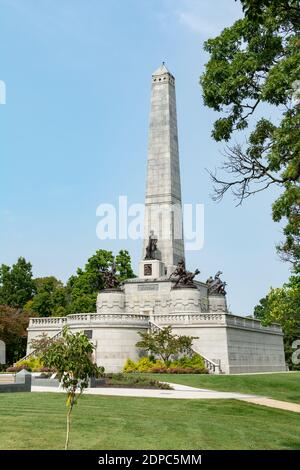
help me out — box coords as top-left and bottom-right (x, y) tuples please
(29, 313), (150, 330)
(153, 313), (225, 324)
(29, 317), (67, 328)
(153, 313), (282, 334)
(67, 313), (149, 327)
(225, 315), (282, 334)
(28, 312), (282, 334)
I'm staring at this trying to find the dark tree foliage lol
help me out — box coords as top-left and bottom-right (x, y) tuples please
(0, 257), (35, 308)
(0, 305), (31, 364)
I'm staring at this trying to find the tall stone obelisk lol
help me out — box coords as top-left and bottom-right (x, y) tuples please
(142, 64), (185, 277)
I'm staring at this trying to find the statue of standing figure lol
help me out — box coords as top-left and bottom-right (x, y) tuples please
(206, 271), (227, 295)
(144, 231), (158, 260)
(170, 258), (200, 288)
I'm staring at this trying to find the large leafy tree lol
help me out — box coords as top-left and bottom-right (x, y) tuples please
(25, 276), (67, 317)
(254, 275), (300, 369)
(0, 305), (31, 364)
(200, 0), (300, 268)
(66, 250), (114, 314)
(115, 250), (135, 281)
(67, 249), (135, 314)
(0, 257), (35, 308)
(0, 250), (135, 318)
(241, 0), (300, 27)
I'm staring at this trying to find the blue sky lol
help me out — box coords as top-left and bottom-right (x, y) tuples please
(0, 0), (290, 315)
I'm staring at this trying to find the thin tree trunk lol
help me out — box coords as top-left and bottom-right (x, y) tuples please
(65, 403), (73, 450)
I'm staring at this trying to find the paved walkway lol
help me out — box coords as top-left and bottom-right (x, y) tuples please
(31, 382), (300, 413)
(239, 397), (300, 413)
(32, 382), (262, 401)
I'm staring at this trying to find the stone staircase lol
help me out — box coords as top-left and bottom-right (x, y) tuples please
(14, 330), (63, 366)
(149, 320), (222, 374)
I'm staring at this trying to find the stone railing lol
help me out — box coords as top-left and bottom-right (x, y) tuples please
(28, 313), (150, 332)
(225, 315), (283, 334)
(66, 313), (149, 326)
(153, 313), (282, 334)
(28, 312), (281, 334)
(153, 313), (225, 324)
(149, 320), (221, 374)
(14, 329), (63, 365)
(29, 317), (67, 328)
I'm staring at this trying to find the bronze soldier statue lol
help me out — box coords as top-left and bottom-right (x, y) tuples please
(101, 259), (120, 289)
(170, 259), (200, 288)
(206, 271), (227, 295)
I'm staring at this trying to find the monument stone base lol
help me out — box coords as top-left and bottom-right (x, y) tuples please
(139, 259), (165, 279)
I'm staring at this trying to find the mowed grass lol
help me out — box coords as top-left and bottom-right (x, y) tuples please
(0, 392), (299, 450)
(144, 372), (300, 404)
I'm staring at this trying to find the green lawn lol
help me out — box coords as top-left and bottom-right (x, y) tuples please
(144, 372), (300, 403)
(0, 392), (299, 450)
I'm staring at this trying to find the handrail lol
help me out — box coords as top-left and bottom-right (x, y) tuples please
(14, 330), (63, 366)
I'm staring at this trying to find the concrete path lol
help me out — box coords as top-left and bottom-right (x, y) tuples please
(239, 397), (300, 413)
(31, 382), (300, 413)
(31, 383), (261, 401)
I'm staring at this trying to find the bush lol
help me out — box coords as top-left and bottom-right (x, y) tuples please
(16, 356), (44, 372)
(123, 355), (208, 374)
(123, 358), (138, 373)
(102, 373), (172, 389)
(151, 359), (165, 369)
(136, 357), (155, 372)
(172, 354), (205, 370)
(123, 357), (165, 373)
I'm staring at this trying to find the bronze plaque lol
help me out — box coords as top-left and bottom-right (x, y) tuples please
(144, 263), (152, 276)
